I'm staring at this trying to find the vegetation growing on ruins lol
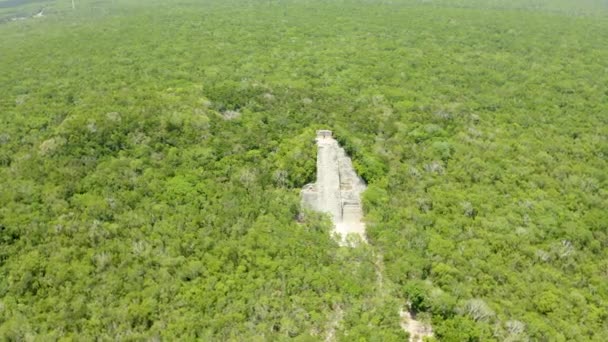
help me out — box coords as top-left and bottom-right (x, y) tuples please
(1, 0), (607, 340)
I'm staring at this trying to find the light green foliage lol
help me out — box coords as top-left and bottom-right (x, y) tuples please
(272, 128), (317, 188)
(1, 0), (607, 340)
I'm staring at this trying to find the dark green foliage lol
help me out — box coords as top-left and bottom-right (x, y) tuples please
(403, 281), (431, 314)
(434, 316), (486, 342)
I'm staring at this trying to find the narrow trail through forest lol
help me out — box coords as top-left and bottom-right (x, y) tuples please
(302, 130), (432, 341)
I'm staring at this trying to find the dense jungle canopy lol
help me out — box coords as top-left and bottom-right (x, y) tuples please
(0, 0), (607, 340)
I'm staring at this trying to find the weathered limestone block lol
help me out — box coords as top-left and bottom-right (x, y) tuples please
(301, 130), (367, 243)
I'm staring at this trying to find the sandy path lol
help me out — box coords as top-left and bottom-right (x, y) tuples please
(400, 309), (434, 342)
